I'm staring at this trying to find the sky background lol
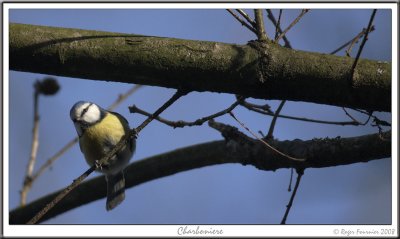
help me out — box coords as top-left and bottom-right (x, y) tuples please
(6, 6), (393, 226)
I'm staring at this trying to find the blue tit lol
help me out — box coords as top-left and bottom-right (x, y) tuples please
(70, 101), (135, 211)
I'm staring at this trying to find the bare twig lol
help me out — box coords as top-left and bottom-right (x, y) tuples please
(342, 107), (371, 126)
(236, 97), (272, 113)
(240, 100), (359, 126)
(31, 138), (79, 184)
(274, 9), (283, 42)
(236, 9), (256, 27)
(30, 85), (142, 186)
(345, 26), (375, 57)
(226, 9), (257, 34)
(130, 97), (243, 128)
(229, 111), (305, 162)
(330, 26), (375, 55)
(281, 168), (304, 224)
(21, 84), (40, 206)
(21, 78), (60, 205)
(288, 168), (294, 192)
(350, 9), (377, 83)
(266, 100), (286, 139)
(27, 165), (96, 224)
(275, 9), (309, 43)
(266, 9), (292, 48)
(108, 84), (142, 111)
(254, 9), (268, 41)
(348, 108), (391, 128)
(134, 90), (187, 133)
(27, 89), (185, 224)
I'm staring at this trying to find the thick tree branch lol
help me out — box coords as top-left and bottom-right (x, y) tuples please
(9, 129), (390, 224)
(9, 23), (390, 112)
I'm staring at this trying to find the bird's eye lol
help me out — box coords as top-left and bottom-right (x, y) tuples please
(82, 107), (89, 115)
(80, 104), (92, 118)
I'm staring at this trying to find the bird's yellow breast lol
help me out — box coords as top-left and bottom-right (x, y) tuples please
(79, 113), (127, 166)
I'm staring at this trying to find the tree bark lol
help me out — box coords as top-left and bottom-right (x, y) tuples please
(9, 127), (390, 224)
(9, 23), (391, 112)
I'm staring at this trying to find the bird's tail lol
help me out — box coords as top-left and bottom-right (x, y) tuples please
(105, 171), (125, 211)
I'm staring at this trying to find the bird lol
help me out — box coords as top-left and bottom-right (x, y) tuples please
(70, 101), (135, 211)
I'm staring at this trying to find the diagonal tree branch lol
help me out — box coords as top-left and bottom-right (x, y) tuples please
(275, 9), (309, 43)
(9, 128), (391, 224)
(254, 9), (268, 41)
(226, 9), (257, 34)
(9, 23), (391, 112)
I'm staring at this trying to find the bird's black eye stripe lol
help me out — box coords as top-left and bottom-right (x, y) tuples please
(80, 103), (93, 118)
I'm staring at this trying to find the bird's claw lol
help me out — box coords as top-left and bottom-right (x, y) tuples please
(95, 160), (103, 170)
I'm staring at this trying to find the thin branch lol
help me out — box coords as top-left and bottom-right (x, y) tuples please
(266, 100), (286, 139)
(236, 97), (272, 113)
(30, 138), (79, 184)
(229, 111), (305, 162)
(281, 168), (304, 224)
(235, 9), (256, 27)
(275, 9), (309, 43)
(129, 97), (243, 128)
(345, 26), (375, 57)
(288, 168), (293, 192)
(134, 90), (187, 133)
(350, 9), (377, 82)
(275, 9), (283, 42)
(266, 9), (292, 48)
(226, 9), (257, 34)
(27, 165), (95, 224)
(30, 85), (142, 186)
(108, 84), (142, 111)
(254, 9), (268, 41)
(342, 107), (372, 126)
(21, 84), (40, 206)
(27, 89), (186, 224)
(330, 26), (375, 55)
(240, 100), (359, 126)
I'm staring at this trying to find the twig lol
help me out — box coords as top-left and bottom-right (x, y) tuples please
(30, 138), (79, 184)
(274, 9), (283, 42)
(20, 78), (60, 206)
(350, 9), (377, 83)
(288, 168), (293, 192)
(108, 84), (142, 111)
(266, 9), (292, 48)
(275, 9), (309, 43)
(134, 90), (187, 133)
(229, 111), (305, 162)
(235, 9), (256, 27)
(27, 89), (186, 224)
(226, 9), (257, 34)
(266, 100), (286, 139)
(330, 26), (375, 55)
(342, 107), (371, 126)
(30, 85), (142, 185)
(130, 97), (242, 128)
(27, 166), (96, 224)
(236, 97), (272, 113)
(240, 100), (359, 126)
(254, 9), (268, 41)
(348, 108), (391, 128)
(21, 84), (40, 206)
(345, 26), (375, 57)
(281, 168), (304, 224)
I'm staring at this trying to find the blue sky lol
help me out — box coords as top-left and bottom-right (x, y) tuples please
(7, 7), (393, 227)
